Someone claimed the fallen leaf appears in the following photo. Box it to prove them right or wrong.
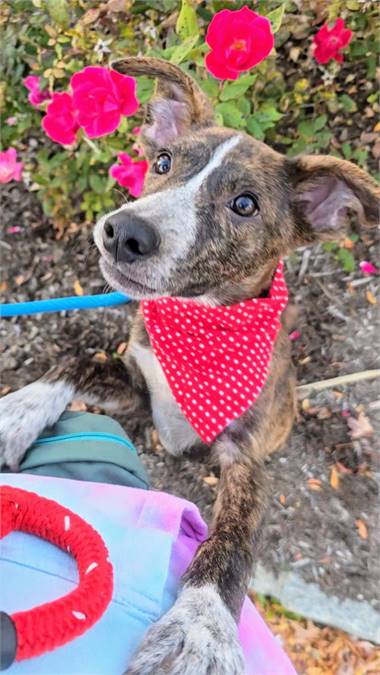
[279,494,286,505]
[93,351,108,363]
[301,398,310,411]
[347,412,373,439]
[74,279,84,296]
[366,290,377,305]
[330,466,340,490]
[0,281,8,293]
[289,46,301,62]
[69,399,87,412]
[307,478,322,491]
[80,7,101,24]
[299,356,311,365]
[0,385,11,396]
[355,519,368,540]
[203,475,219,487]
[342,237,354,250]
[15,275,25,286]
[336,461,353,475]
[317,406,331,420]
[116,342,128,355]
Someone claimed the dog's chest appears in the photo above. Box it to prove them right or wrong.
[130,343,199,455]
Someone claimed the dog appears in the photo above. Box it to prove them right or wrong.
[0,57,379,674]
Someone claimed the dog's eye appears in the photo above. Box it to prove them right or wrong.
[154,152,172,175]
[229,193,259,217]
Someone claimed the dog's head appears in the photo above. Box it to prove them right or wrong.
[94,56,379,304]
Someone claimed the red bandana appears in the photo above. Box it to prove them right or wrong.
[142,261,288,445]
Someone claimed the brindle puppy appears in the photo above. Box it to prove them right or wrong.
[0,57,378,674]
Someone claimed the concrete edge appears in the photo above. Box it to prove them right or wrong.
[250,563,380,645]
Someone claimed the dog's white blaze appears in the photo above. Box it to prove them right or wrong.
[95,135,241,280]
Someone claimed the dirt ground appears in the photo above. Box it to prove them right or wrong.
[1,180,379,622]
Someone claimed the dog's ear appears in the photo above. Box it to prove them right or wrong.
[287,155,379,242]
[112,56,214,147]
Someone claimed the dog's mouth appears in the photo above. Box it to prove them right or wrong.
[100,258,162,300]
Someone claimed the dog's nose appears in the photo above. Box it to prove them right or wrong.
[102,213,160,263]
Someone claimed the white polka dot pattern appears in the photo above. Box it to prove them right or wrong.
[142,261,288,445]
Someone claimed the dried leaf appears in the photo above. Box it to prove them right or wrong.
[366,290,377,305]
[0,281,8,293]
[342,237,354,250]
[355,519,368,540]
[302,398,310,411]
[336,461,353,475]
[15,275,25,286]
[279,494,286,505]
[347,412,373,439]
[80,8,101,25]
[69,399,87,412]
[73,279,84,296]
[330,466,340,490]
[0,386,12,396]
[307,478,322,491]
[203,475,218,487]
[94,351,108,363]
[116,341,128,355]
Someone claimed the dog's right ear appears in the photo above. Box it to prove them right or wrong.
[112,56,214,147]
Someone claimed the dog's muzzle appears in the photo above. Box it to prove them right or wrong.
[102,213,160,264]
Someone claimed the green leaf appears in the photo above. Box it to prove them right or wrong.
[170,35,199,64]
[198,76,219,98]
[323,241,338,253]
[340,94,357,113]
[314,114,328,131]
[342,141,353,160]
[336,248,356,273]
[137,76,155,104]
[89,174,107,195]
[266,4,286,34]
[219,74,257,101]
[46,0,69,26]
[298,120,315,139]
[215,102,247,129]
[247,117,265,140]
[176,0,199,40]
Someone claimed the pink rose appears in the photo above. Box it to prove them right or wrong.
[42,92,80,146]
[23,75,51,107]
[70,67,139,138]
[205,6,274,80]
[109,153,148,198]
[0,148,23,184]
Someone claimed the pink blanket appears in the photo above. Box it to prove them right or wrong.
[0,473,296,674]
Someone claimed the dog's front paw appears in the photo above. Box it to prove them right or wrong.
[0,381,73,469]
[125,585,245,675]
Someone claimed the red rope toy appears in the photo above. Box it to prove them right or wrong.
[0,486,113,670]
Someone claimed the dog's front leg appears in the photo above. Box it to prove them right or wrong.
[0,354,147,469]
[126,431,267,675]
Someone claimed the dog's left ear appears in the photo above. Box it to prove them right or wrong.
[112,56,214,147]
[288,155,379,241]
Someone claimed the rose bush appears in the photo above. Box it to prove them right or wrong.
[0,0,378,236]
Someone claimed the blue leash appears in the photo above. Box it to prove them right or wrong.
[0,292,131,317]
